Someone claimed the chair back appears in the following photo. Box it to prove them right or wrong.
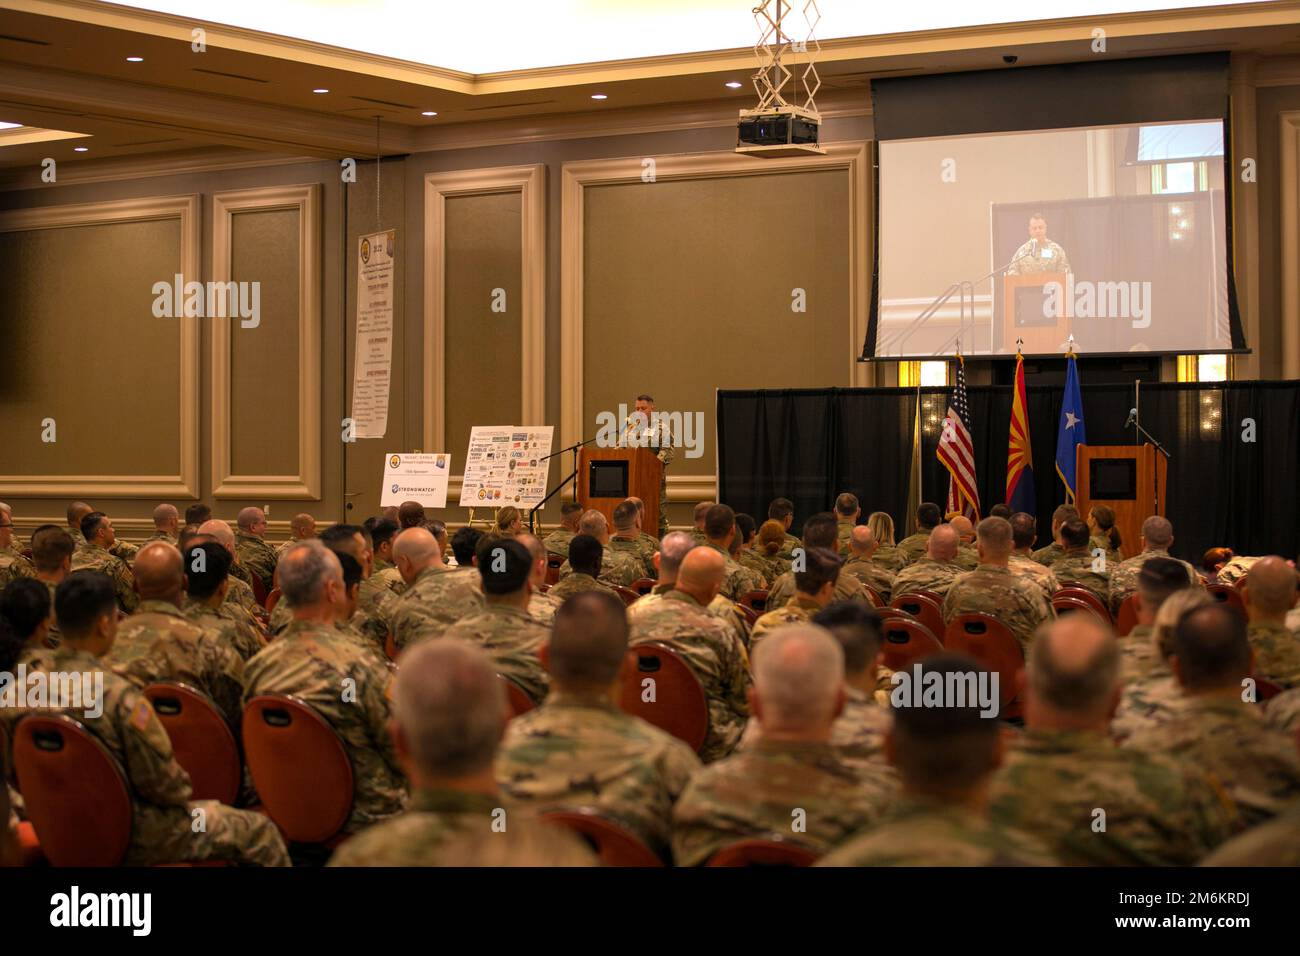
[144,682,241,805]
[707,839,818,867]
[861,585,885,608]
[502,676,536,718]
[1115,593,1140,636]
[613,585,641,607]
[242,695,354,844]
[1207,584,1247,617]
[546,553,565,586]
[1051,594,1109,625]
[631,577,656,595]
[265,587,283,611]
[943,613,1023,710]
[539,810,664,866]
[619,643,709,753]
[13,715,133,866]
[735,603,759,627]
[1053,586,1112,624]
[739,589,769,612]
[879,617,944,672]
[890,592,944,639]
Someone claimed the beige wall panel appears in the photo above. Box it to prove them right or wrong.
[0,218,182,476]
[229,207,301,476]
[443,192,523,478]
[582,169,851,478]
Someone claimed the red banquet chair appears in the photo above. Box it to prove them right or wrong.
[944,613,1024,715]
[1115,593,1140,636]
[707,838,819,867]
[1052,586,1112,624]
[144,682,242,805]
[1207,584,1247,617]
[502,676,536,719]
[619,643,709,753]
[1051,594,1110,625]
[242,695,354,846]
[540,810,663,867]
[891,592,945,640]
[879,617,944,673]
[739,589,769,612]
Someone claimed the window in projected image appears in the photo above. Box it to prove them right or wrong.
[875,119,1232,359]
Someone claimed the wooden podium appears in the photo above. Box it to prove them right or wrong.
[1004,272,1070,354]
[1075,444,1166,561]
[578,447,663,540]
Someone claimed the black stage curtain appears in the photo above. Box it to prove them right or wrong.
[717,381,1299,564]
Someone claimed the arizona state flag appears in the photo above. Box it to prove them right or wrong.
[1005,351,1036,514]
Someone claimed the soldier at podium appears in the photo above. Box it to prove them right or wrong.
[624,393,674,538]
[1007,212,1072,276]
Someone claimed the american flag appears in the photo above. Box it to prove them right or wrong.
[938,355,980,520]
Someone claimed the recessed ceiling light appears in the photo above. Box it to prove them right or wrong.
[725,81,742,89]
[421,110,437,117]
[591,93,607,100]
[312,88,329,94]
[73,146,88,152]
[126,56,144,63]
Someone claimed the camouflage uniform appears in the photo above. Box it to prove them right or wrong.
[1124,695,1300,827]
[227,558,253,588]
[1247,621,1300,688]
[1050,550,1111,605]
[892,557,964,599]
[0,550,33,586]
[841,556,894,602]
[818,795,1057,867]
[106,599,246,729]
[39,578,62,647]
[108,539,139,565]
[766,569,870,612]
[70,544,137,613]
[707,594,751,651]
[1110,660,1181,743]
[989,727,1236,865]
[1266,687,1300,734]
[1117,625,1161,684]
[609,534,656,579]
[442,604,551,704]
[496,691,701,859]
[1030,541,1064,566]
[628,589,751,763]
[953,546,980,572]
[749,594,822,650]
[549,572,616,602]
[326,789,596,866]
[390,566,485,650]
[1108,548,1199,613]
[223,574,260,618]
[1216,556,1260,587]
[1201,800,1300,866]
[1007,236,1072,275]
[830,685,893,775]
[688,528,709,545]
[527,589,561,627]
[739,548,783,588]
[942,564,1054,654]
[9,645,288,865]
[183,601,265,662]
[275,536,309,560]
[671,738,897,866]
[1087,534,1122,570]
[558,548,642,589]
[872,545,907,574]
[700,542,763,602]
[540,529,575,559]
[1007,553,1060,601]
[896,530,931,566]
[234,532,278,595]
[776,531,801,562]
[836,519,856,556]
[243,618,406,832]
[143,531,178,547]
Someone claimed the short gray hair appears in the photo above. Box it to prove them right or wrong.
[658,531,696,578]
[1141,515,1174,547]
[395,639,505,776]
[1027,616,1118,716]
[278,540,341,606]
[752,624,844,729]
[578,510,608,536]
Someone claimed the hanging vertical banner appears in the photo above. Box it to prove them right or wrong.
[350,229,395,438]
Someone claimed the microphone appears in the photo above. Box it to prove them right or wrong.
[1125,408,1137,428]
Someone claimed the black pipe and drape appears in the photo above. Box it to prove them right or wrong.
[717,382,1300,564]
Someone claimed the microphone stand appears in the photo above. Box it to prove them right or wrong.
[529,434,603,534]
[1130,383,1171,518]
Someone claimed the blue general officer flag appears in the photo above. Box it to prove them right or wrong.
[1055,354,1086,502]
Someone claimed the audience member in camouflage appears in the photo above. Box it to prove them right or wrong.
[389,528,485,650]
[812,602,895,774]
[70,512,137,612]
[893,526,965,599]
[1049,518,1111,604]
[990,615,1236,864]
[673,626,895,865]
[1266,686,1300,733]
[243,542,406,832]
[328,640,595,867]
[496,591,699,859]
[607,500,657,577]
[821,653,1054,867]
[749,547,840,651]
[233,507,278,595]
[628,548,751,763]
[1123,603,1300,827]
[1202,800,1300,866]
[541,502,582,559]
[839,525,895,602]
[550,533,620,602]
[943,518,1054,654]
[1241,556,1300,688]
[766,512,872,610]
[1107,517,1199,612]
[18,573,288,865]
[178,540,265,661]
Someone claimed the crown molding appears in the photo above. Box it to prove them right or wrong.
[0,147,323,190]
[1257,55,1300,87]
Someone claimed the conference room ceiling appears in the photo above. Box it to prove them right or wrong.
[1,0,1299,174]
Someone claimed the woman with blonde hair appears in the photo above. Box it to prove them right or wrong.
[491,506,522,538]
[867,511,905,573]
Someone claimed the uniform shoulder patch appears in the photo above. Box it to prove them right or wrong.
[130,698,155,732]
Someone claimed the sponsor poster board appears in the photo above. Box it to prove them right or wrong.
[459,426,554,509]
[380,452,450,508]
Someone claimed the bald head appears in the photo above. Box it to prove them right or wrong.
[290,513,316,538]
[1243,556,1297,618]
[197,519,235,553]
[67,501,93,536]
[927,524,960,562]
[949,515,974,544]
[656,531,696,583]
[1141,515,1174,549]
[849,524,876,557]
[676,547,725,604]
[279,540,343,609]
[236,507,266,536]
[1027,615,1119,727]
[133,541,185,603]
[751,624,845,735]
[393,527,441,584]
[152,503,178,531]
[516,533,548,588]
